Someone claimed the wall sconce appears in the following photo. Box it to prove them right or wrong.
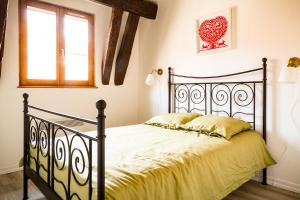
[145,68,164,86]
[278,57,300,135]
[278,57,300,83]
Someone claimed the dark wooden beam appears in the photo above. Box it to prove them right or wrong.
[102,8,123,85]
[94,0,158,85]
[0,22,6,78]
[88,0,157,19]
[114,13,140,85]
[0,0,8,78]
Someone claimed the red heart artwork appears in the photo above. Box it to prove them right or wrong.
[199,16,228,50]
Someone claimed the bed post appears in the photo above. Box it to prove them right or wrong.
[23,93,29,200]
[96,100,107,200]
[168,67,172,113]
[262,57,267,185]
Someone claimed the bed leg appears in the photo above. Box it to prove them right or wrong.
[23,170,28,200]
[262,168,267,185]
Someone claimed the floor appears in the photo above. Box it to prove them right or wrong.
[0,171,299,200]
[0,171,43,200]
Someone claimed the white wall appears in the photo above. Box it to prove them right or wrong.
[138,0,300,193]
[0,0,140,174]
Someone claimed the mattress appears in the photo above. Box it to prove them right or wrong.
[29,124,276,200]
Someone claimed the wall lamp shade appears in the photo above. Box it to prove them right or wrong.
[278,57,300,83]
[145,74,155,86]
[278,67,297,83]
[145,68,163,86]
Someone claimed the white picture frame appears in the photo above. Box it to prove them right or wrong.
[196,8,232,54]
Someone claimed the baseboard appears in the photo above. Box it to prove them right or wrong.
[253,175,300,194]
[268,177,300,194]
[0,163,22,175]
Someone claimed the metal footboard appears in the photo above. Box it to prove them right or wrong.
[23,93,106,200]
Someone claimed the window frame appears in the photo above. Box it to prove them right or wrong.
[19,0,95,88]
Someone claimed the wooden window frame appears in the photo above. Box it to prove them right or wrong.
[19,0,95,88]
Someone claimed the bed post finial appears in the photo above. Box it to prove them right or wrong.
[96,99,106,200]
[23,93,29,106]
[96,100,107,111]
[23,92,29,99]
[262,57,267,66]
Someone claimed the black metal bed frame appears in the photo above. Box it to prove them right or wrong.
[168,57,268,185]
[23,95,106,200]
[23,57,268,200]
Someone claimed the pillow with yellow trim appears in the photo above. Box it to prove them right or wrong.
[181,115,252,139]
[144,113,201,129]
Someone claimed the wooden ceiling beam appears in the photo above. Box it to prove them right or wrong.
[96,0,158,85]
[88,0,158,19]
[0,0,8,78]
[114,13,140,85]
[102,8,123,85]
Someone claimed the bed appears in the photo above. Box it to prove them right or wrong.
[22,58,274,200]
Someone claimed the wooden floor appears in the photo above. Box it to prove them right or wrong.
[0,171,299,200]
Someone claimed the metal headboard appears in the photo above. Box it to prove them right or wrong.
[168,58,268,184]
[168,57,267,136]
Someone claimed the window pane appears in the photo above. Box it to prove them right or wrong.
[64,15,89,81]
[27,7,56,80]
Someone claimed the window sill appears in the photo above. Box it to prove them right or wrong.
[18,85,98,89]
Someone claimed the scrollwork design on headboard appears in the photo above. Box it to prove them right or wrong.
[175,84,206,113]
[190,84,206,104]
[173,82,256,122]
[173,82,257,123]
[232,83,254,107]
[175,85,189,104]
[211,84,231,116]
[168,58,267,131]
[210,83,255,119]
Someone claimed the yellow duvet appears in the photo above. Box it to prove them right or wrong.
[30,124,275,200]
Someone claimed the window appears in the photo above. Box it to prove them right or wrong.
[19,0,95,87]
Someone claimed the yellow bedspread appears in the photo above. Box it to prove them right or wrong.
[30,124,275,200]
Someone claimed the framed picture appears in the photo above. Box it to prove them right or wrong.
[196,8,232,53]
